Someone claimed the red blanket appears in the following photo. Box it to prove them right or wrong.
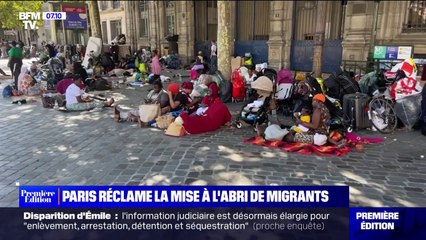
[244,132,384,156]
[181,100,232,134]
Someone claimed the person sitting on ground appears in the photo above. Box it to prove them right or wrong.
[194,82,220,116]
[87,58,95,71]
[181,82,197,114]
[28,63,42,81]
[196,51,205,64]
[114,80,169,123]
[73,61,88,85]
[177,83,231,135]
[93,62,105,76]
[117,57,128,69]
[17,65,33,95]
[164,82,188,118]
[290,105,312,133]
[56,72,84,95]
[283,93,330,146]
[65,74,114,111]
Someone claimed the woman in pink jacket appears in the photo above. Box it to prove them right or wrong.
[151,49,161,80]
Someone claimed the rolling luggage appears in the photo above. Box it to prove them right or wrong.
[343,93,371,131]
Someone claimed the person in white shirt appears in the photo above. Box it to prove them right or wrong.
[210,40,217,73]
[65,74,114,111]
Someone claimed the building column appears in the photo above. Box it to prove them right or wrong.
[217,0,232,80]
[176,1,194,65]
[148,2,159,50]
[158,2,167,55]
[48,3,58,44]
[267,1,293,70]
[312,1,327,77]
[124,1,137,52]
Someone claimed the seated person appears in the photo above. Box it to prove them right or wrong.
[283,94,329,146]
[114,80,169,123]
[178,84,231,134]
[117,57,128,69]
[245,66,258,100]
[87,58,95,70]
[93,62,105,76]
[194,82,219,116]
[73,61,88,84]
[56,72,84,94]
[164,82,188,118]
[181,82,197,114]
[290,105,312,133]
[28,63,42,82]
[65,74,114,111]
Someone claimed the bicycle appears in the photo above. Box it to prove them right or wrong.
[367,69,405,134]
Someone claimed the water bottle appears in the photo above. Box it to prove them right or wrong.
[53,100,59,110]
[178,74,182,82]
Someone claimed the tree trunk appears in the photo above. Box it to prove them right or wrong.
[217,0,232,80]
[87,1,102,39]
[312,1,327,78]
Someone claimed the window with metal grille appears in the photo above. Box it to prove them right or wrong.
[112,0,120,9]
[139,1,149,38]
[100,1,108,11]
[194,0,217,41]
[102,21,108,42]
[166,15,175,35]
[351,3,366,15]
[110,20,121,41]
[139,1,148,12]
[139,18,149,38]
[236,1,270,41]
[403,1,426,32]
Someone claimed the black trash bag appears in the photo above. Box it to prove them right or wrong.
[420,85,426,135]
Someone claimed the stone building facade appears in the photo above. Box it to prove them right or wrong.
[122,1,426,72]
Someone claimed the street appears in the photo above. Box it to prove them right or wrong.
[0,58,425,208]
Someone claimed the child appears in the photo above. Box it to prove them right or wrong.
[290,106,312,133]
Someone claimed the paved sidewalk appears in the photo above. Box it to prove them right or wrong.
[0,60,425,207]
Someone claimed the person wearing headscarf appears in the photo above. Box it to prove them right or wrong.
[178,83,231,134]
[114,80,169,123]
[166,82,187,117]
[45,44,55,58]
[17,65,33,95]
[283,93,330,146]
[201,82,219,107]
[181,81,200,114]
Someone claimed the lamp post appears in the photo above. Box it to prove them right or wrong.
[366,0,380,73]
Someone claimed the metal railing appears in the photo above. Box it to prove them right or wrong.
[342,60,368,76]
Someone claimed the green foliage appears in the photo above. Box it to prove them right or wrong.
[0,1,44,29]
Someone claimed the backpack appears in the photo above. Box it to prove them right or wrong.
[2,85,13,98]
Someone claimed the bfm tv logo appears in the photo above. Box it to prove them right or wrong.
[19,12,66,30]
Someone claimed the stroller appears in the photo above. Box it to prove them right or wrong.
[303,72,352,133]
[275,69,294,115]
[233,76,274,129]
[45,57,64,89]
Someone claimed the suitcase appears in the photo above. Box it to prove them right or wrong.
[343,93,371,130]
